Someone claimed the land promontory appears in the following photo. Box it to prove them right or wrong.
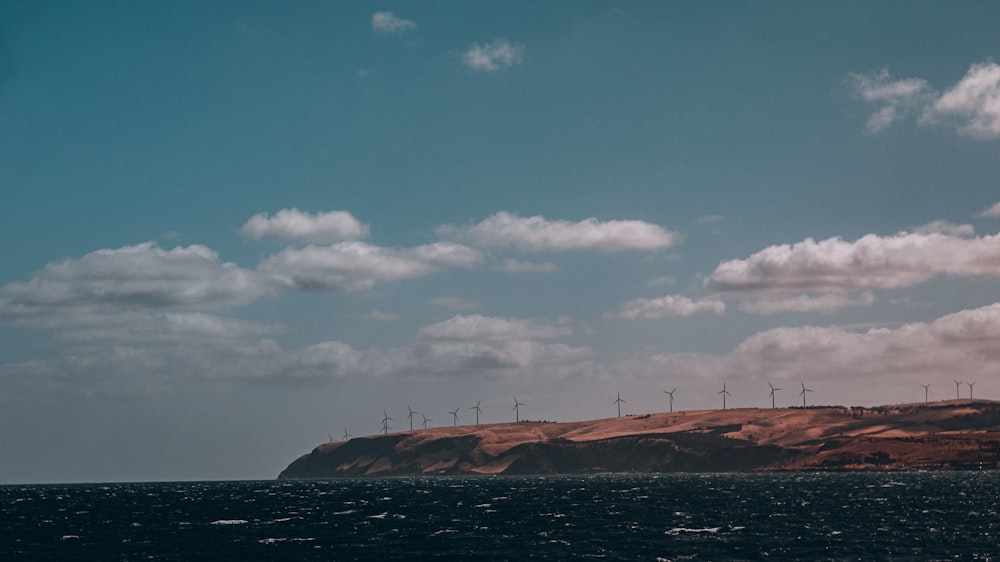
[278,400,1000,479]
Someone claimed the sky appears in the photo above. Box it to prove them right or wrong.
[2,1,1000,483]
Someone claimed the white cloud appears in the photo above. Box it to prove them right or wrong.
[851,61,1000,138]
[495,258,558,273]
[419,314,573,341]
[257,241,481,292]
[706,230,1000,293]
[922,61,1000,139]
[0,242,264,320]
[850,68,932,133]
[739,291,875,315]
[724,303,1000,382]
[976,202,1000,218]
[462,39,524,72]
[372,12,415,34]
[438,212,680,252]
[698,214,724,225]
[239,209,369,244]
[617,295,726,320]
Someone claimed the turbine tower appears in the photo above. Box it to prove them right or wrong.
[799,382,813,407]
[381,410,393,435]
[663,388,676,413]
[921,384,931,404]
[718,382,731,410]
[768,382,781,409]
[968,381,975,400]
[421,413,432,429]
[614,391,625,418]
[342,428,353,441]
[954,379,963,400]
[406,405,417,431]
[469,400,483,425]
[513,396,526,422]
[449,407,460,426]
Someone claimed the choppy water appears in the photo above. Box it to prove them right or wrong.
[2,472,999,560]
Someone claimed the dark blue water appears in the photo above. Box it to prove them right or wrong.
[2,472,998,560]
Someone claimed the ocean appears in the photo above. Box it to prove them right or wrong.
[2,472,998,560]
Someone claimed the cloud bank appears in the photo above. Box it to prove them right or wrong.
[707,230,1000,293]
[0,242,264,320]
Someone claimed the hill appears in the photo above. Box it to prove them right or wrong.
[278,400,1000,478]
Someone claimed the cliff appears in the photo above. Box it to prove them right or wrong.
[278,400,1000,479]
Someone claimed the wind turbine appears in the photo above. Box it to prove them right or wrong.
[328,432,334,443]
[421,413,432,429]
[406,405,417,431]
[663,388,677,413]
[921,384,931,404]
[381,410,393,435]
[718,382,731,410]
[954,379,963,400]
[768,382,781,409]
[469,400,483,425]
[342,428,353,441]
[799,382,813,407]
[448,407,460,426]
[614,391,625,418]
[968,381,975,400]
[513,396,526,422]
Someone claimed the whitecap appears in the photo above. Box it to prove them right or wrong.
[367,512,388,520]
[61,535,80,540]
[210,519,248,525]
[665,526,721,535]
[333,509,357,515]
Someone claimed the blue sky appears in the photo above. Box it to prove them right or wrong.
[2,1,1000,483]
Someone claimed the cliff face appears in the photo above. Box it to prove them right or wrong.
[278,401,1000,479]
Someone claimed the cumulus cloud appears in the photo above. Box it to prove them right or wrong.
[438,212,680,252]
[852,61,1000,138]
[739,291,875,315]
[0,242,264,320]
[706,230,1000,294]
[372,12,415,34]
[495,258,558,273]
[239,209,369,244]
[419,314,573,341]
[850,68,932,133]
[257,241,481,292]
[723,303,1000,382]
[921,61,1000,139]
[462,39,524,72]
[976,202,1000,218]
[617,295,726,320]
